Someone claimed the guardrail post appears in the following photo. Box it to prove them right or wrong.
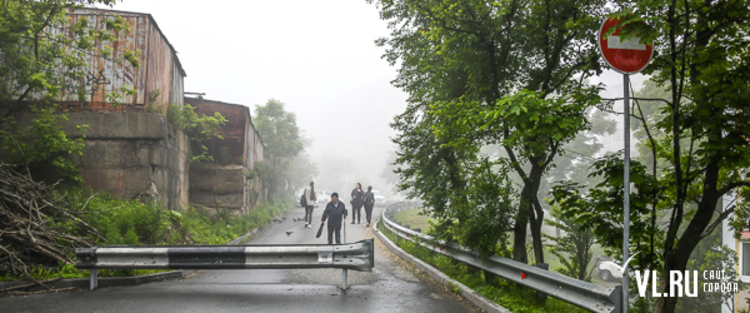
[90,268,98,290]
[535,263,548,303]
[484,270,497,285]
[342,269,348,290]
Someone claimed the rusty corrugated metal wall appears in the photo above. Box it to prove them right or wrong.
[54,8,184,112]
[185,98,251,166]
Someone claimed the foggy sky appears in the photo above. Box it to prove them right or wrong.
[101,0,649,197]
[102,0,405,195]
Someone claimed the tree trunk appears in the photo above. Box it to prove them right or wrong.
[529,211,545,264]
[656,146,722,313]
[513,206,529,263]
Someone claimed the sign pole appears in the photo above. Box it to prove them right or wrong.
[598,17,653,312]
[622,73,630,313]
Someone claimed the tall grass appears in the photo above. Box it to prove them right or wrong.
[0,189,293,282]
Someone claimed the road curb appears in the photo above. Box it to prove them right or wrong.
[373,219,511,313]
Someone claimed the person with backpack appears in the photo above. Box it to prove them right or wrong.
[302,181,317,228]
[350,183,364,224]
[320,192,348,244]
[362,186,375,227]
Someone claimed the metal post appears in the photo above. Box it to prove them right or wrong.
[342,217,348,290]
[535,263,549,303]
[90,268,98,290]
[623,73,630,313]
[342,268,348,290]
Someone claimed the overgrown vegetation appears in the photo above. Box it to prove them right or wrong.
[543,205,596,282]
[378,221,588,313]
[0,188,293,282]
[0,106,87,183]
[167,103,227,163]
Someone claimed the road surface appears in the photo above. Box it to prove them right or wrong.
[1,203,475,312]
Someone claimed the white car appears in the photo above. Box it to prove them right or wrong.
[371,190,387,206]
[597,258,623,282]
[316,190,332,206]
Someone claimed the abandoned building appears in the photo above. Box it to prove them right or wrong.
[4,7,266,214]
[186,97,266,215]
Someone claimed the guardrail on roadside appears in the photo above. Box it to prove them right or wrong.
[380,202,621,313]
[75,239,374,290]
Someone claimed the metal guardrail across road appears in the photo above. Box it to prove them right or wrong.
[75,239,374,290]
[380,202,622,313]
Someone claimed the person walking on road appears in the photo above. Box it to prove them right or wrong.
[363,186,375,227]
[303,181,317,228]
[321,192,348,244]
[350,183,364,224]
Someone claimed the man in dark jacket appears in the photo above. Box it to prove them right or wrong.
[321,192,348,245]
[362,186,375,227]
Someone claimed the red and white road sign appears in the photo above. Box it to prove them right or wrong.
[598,18,653,74]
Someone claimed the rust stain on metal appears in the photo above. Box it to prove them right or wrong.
[52,8,185,112]
[185,98,256,167]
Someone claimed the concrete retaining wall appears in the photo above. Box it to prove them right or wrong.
[66,112,190,210]
[189,163,248,214]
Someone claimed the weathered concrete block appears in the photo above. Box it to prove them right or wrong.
[63,113,168,140]
[71,140,152,169]
[189,191,244,210]
[189,164,245,194]
[80,168,152,200]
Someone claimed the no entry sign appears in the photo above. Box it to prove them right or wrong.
[598,18,653,74]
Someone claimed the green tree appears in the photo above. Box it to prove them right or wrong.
[253,99,304,199]
[380,150,401,195]
[553,155,665,279]
[589,3,750,313]
[0,0,138,115]
[544,204,596,282]
[287,151,318,192]
[374,0,606,264]
[0,0,138,182]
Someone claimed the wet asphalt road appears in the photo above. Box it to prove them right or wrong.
[0,204,475,312]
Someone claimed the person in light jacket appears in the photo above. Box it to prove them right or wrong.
[303,181,317,228]
[321,192,348,245]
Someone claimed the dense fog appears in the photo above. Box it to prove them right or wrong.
[103,0,649,201]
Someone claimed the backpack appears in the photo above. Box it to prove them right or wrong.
[300,190,307,207]
[364,192,375,205]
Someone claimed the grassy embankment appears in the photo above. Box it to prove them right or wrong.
[386,208,590,313]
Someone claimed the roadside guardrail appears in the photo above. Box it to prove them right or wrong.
[380,202,621,313]
[75,239,374,290]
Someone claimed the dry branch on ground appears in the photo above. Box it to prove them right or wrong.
[0,163,102,283]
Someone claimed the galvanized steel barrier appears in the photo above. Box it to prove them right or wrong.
[380,202,621,313]
[75,239,374,290]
